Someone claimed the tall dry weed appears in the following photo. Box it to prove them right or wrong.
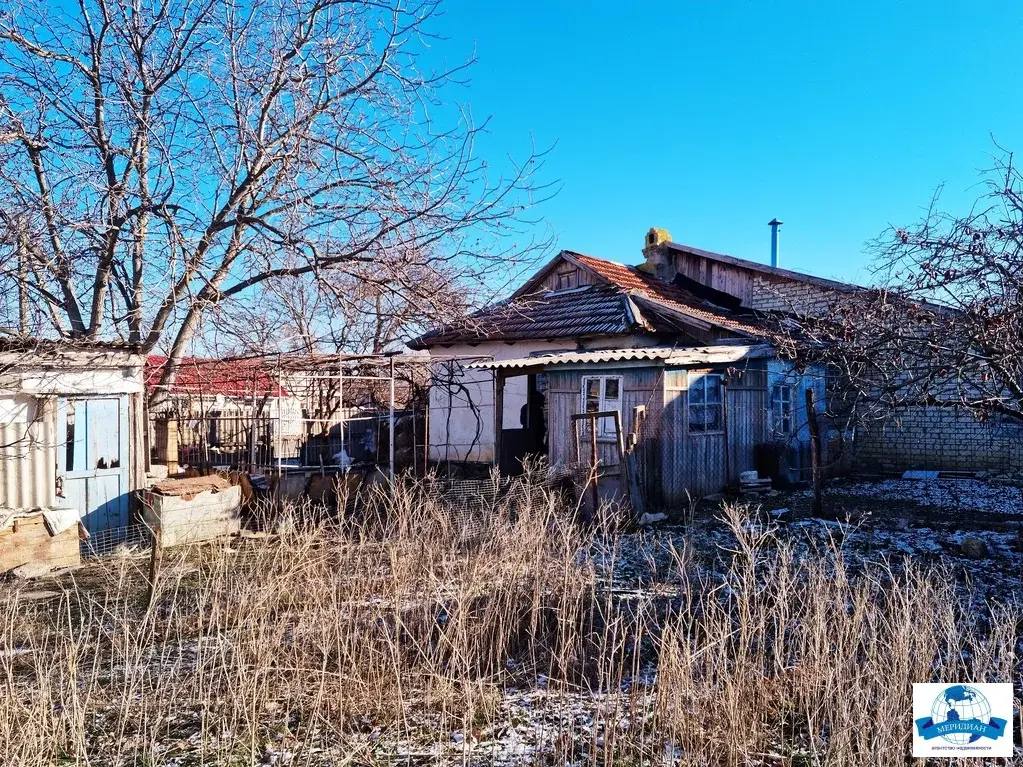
[0,475,1016,765]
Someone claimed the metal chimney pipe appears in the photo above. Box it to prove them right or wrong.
[768,218,783,267]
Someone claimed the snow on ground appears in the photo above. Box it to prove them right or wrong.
[359,477,1023,766]
[815,477,1023,516]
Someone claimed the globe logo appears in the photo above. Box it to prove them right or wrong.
[915,685,1009,746]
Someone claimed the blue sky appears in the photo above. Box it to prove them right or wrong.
[436,1,1023,285]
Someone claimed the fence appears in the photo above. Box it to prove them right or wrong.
[159,408,427,474]
[82,522,152,558]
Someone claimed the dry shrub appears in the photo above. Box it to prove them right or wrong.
[0,479,1016,766]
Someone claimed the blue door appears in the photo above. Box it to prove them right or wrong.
[57,396,131,535]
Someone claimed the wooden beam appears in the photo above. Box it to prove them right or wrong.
[494,372,504,469]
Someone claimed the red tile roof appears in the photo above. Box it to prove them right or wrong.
[145,356,288,398]
[566,252,766,335]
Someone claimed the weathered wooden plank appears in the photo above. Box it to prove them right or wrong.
[0,515,81,574]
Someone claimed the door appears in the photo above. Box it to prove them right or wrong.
[499,374,548,476]
[57,396,131,535]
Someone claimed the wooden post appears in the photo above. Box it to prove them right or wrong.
[423,392,430,474]
[146,525,163,610]
[589,415,599,511]
[494,372,504,470]
[388,355,395,481]
[626,406,647,517]
[613,410,626,460]
[722,377,731,483]
[805,387,823,516]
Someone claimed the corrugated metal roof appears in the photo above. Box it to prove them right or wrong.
[467,344,773,370]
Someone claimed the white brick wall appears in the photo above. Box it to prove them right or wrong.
[748,274,839,315]
[853,406,1023,473]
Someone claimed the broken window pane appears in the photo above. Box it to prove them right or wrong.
[89,399,121,470]
[65,401,78,472]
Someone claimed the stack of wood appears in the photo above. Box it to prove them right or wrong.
[738,470,773,499]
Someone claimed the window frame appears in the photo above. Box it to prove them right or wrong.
[580,375,623,439]
[555,270,577,291]
[770,382,794,436]
[687,372,724,434]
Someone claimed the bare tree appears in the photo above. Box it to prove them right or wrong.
[0,0,550,404]
[771,153,1023,429]
[201,256,472,357]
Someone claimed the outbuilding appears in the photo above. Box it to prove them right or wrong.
[0,340,145,570]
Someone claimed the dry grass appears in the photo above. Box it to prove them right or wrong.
[0,475,1018,766]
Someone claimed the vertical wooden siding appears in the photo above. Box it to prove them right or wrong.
[547,367,663,478]
[664,368,733,502]
[661,370,687,504]
[727,385,767,482]
[669,252,756,306]
[662,365,768,504]
[550,362,769,506]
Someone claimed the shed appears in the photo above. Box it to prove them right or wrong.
[0,341,146,549]
[470,344,826,506]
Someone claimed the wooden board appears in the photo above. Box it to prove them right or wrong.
[0,514,82,574]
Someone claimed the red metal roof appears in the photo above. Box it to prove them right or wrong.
[145,356,288,398]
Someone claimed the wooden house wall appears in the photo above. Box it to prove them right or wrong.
[547,367,664,485]
[548,360,769,507]
[668,252,756,306]
[661,364,768,504]
[727,368,768,481]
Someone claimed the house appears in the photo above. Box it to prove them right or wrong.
[411,229,831,498]
[635,228,1023,475]
[417,226,1021,499]
[0,341,145,571]
[145,355,304,469]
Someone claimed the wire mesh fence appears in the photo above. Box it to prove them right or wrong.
[81,522,152,558]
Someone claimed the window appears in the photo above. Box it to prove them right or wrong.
[771,383,793,436]
[555,271,576,291]
[688,373,723,433]
[581,375,622,438]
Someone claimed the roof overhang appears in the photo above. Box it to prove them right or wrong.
[467,344,773,372]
